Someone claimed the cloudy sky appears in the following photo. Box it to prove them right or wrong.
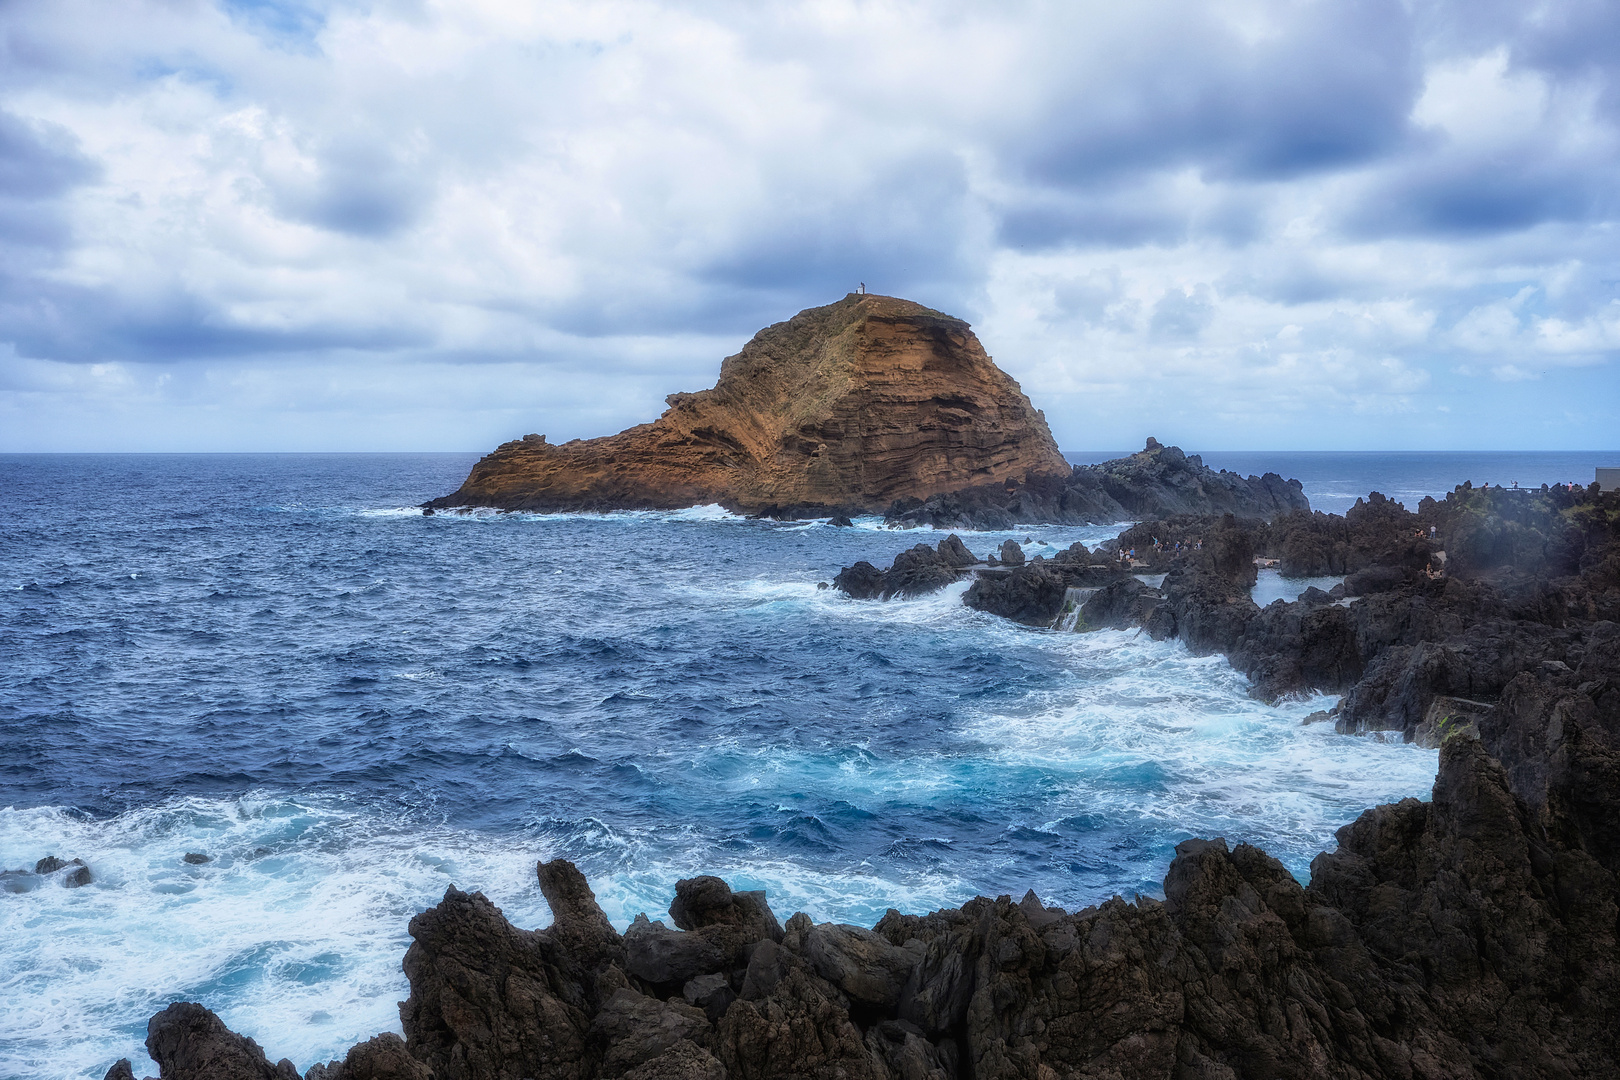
[1,0,1617,452]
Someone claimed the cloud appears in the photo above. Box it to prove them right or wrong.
[0,0,1614,451]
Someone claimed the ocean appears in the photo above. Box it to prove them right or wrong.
[2,449,1613,1079]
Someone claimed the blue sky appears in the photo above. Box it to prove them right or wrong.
[1,0,1617,452]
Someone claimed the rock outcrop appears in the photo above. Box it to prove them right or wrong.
[885,438,1308,529]
[832,534,981,600]
[121,648,1620,1079]
[425,295,1069,516]
[2,853,94,891]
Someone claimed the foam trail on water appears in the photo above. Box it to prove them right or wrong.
[0,798,555,1079]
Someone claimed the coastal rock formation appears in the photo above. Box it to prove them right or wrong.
[885,438,1308,529]
[122,649,1620,1079]
[1127,484,1620,728]
[865,479,1619,734]
[425,295,1069,516]
[832,534,981,600]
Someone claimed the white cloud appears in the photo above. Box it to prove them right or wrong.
[0,0,1616,451]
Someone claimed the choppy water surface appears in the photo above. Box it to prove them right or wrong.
[0,453,1455,1078]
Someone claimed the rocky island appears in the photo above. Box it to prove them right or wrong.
[424,296,1306,525]
[426,294,1070,517]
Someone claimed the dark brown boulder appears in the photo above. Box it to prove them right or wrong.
[144,1002,298,1080]
[713,959,882,1080]
[833,538,976,601]
[305,1034,433,1080]
[962,561,1070,626]
[588,989,711,1078]
[400,886,594,1080]
[623,916,727,987]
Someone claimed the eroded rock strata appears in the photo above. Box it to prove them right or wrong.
[425,294,1070,516]
[116,652,1620,1080]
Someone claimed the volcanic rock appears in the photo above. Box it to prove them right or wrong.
[803,922,920,1010]
[34,854,93,886]
[144,1002,299,1080]
[886,438,1309,529]
[962,561,1072,626]
[833,535,979,600]
[304,1034,433,1080]
[426,294,1069,516]
[624,916,727,986]
[589,988,711,1078]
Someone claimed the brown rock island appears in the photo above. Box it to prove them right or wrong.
[424,293,1070,516]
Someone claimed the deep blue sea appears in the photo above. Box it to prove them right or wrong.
[2,450,1613,1078]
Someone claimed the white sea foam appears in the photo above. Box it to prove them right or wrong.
[0,797,556,1079]
[959,631,1437,876]
[0,793,978,1078]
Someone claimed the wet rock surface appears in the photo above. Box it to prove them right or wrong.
[8,854,94,889]
[864,478,1620,742]
[832,535,981,600]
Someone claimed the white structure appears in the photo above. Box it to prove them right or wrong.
[1598,467,1620,492]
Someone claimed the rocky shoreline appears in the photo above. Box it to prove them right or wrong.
[424,294,1070,518]
[105,464,1620,1079]
[108,701,1620,1080]
[844,458,1618,744]
[881,437,1306,531]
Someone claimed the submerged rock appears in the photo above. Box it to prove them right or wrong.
[32,855,93,887]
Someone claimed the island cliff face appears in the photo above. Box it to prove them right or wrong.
[426,294,1070,515]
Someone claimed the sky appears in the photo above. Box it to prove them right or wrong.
[0,0,1617,453]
